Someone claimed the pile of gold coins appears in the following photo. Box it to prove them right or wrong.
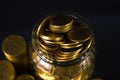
[0,60,15,80]
[2,35,30,73]
[35,14,93,62]
[0,35,35,80]
[0,12,104,80]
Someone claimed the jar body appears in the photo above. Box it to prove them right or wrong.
[30,48,94,80]
[30,32,95,80]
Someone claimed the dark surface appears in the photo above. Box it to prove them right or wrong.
[0,0,120,80]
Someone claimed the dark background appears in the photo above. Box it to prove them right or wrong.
[0,0,120,80]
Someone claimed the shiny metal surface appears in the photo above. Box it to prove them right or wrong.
[16,74,35,80]
[0,60,16,80]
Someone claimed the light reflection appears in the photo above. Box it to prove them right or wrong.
[38,58,51,71]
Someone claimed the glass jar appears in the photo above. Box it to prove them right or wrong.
[29,12,95,80]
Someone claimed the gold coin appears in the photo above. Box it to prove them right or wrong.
[5,52,28,63]
[40,31,64,43]
[60,47,83,55]
[68,22,92,42]
[55,51,78,59]
[0,60,16,80]
[49,15,73,33]
[79,38,93,57]
[2,35,27,62]
[16,74,35,80]
[38,37,59,51]
[14,55,29,65]
[39,45,54,60]
[60,41,83,49]
[55,55,77,62]
[55,47,83,62]
[37,16,51,36]
[43,39,65,45]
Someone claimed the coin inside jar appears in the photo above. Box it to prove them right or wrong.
[49,15,73,33]
[79,38,93,57]
[0,60,16,80]
[37,16,51,36]
[15,74,35,80]
[40,30,64,43]
[38,37,59,51]
[68,23,92,42]
[55,47,83,62]
[60,41,83,49]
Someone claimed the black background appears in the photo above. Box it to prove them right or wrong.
[0,0,120,80]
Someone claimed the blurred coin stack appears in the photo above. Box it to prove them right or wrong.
[15,74,35,80]
[2,35,30,74]
[33,14,94,62]
[0,60,16,80]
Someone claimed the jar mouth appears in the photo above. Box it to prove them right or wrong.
[31,12,94,66]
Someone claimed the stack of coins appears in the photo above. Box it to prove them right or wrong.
[15,74,35,80]
[0,60,16,80]
[36,14,94,62]
[2,35,30,74]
